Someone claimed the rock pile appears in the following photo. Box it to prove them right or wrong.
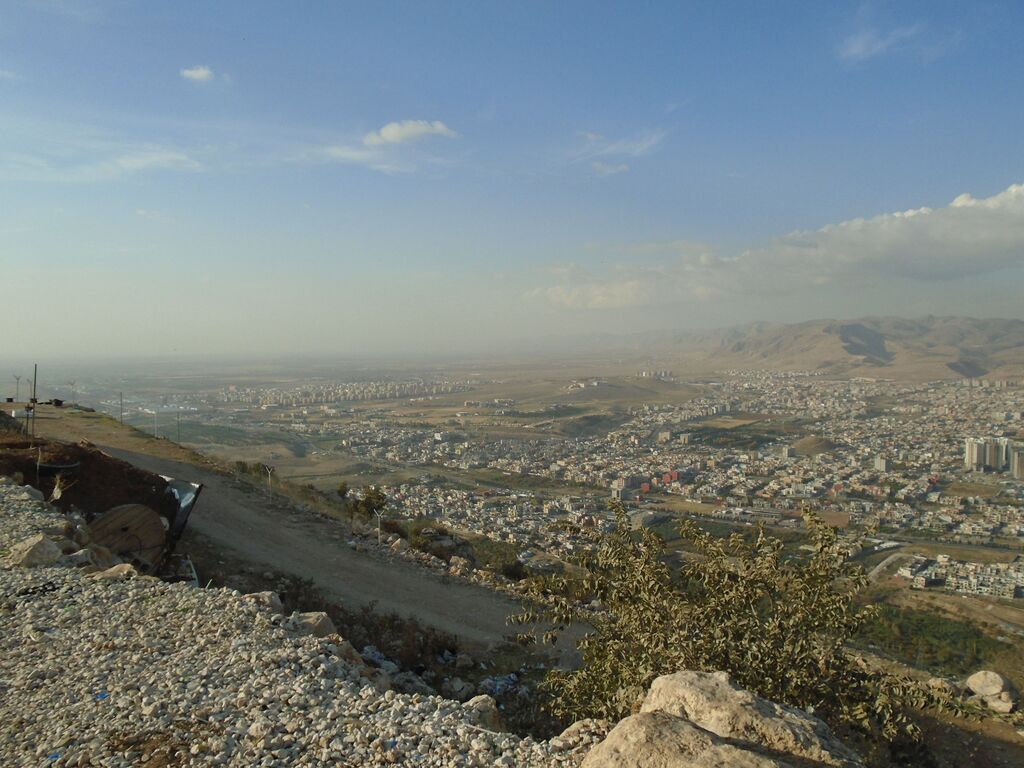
[0,478,606,767]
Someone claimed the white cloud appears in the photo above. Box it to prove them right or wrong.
[180,65,214,82]
[324,145,376,164]
[0,69,20,81]
[529,280,650,310]
[135,208,170,221]
[837,24,921,63]
[592,161,629,177]
[530,184,1024,310]
[571,130,666,177]
[1,143,202,183]
[362,120,457,146]
[320,119,458,174]
[575,129,665,161]
[322,143,408,174]
[742,183,1024,284]
[114,150,200,173]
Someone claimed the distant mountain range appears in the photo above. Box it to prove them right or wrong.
[585,317,1024,379]
[672,316,1024,378]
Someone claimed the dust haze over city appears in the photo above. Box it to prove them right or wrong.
[4,3,1024,767]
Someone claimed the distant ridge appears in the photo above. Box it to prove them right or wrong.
[669,316,1024,379]
[569,316,1024,379]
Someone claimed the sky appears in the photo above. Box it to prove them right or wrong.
[2,0,1024,359]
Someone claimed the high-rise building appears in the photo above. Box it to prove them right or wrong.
[986,437,1011,470]
[1012,447,1024,481]
[967,436,1018,472]
[964,438,987,470]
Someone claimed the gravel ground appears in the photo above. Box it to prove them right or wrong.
[0,478,602,767]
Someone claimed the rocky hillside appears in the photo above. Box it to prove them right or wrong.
[0,475,878,767]
[0,478,606,767]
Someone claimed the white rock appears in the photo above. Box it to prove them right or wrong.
[88,563,138,580]
[640,671,862,768]
[464,695,502,731]
[244,591,285,614]
[966,670,1017,699]
[582,711,788,768]
[9,533,63,567]
[290,611,337,638]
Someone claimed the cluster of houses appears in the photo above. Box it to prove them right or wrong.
[899,553,1024,599]
[212,378,475,406]
[107,369,1024,598]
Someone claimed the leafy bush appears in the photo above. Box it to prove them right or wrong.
[380,519,407,538]
[512,505,960,744]
[500,559,529,581]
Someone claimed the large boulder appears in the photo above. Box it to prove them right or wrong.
[582,711,791,768]
[289,611,337,638]
[965,670,1015,698]
[464,694,503,731]
[9,533,63,567]
[582,672,863,768]
[965,670,1019,714]
[640,672,862,768]
[984,692,1017,714]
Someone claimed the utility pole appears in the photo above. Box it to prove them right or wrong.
[153,411,158,437]
[264,465,274,502]
[119,392,124,424]
[13,375,20,402]
[30,364,37,441]
[68,380,76,404]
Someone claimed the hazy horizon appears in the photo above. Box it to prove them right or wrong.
[4,1,1024,358]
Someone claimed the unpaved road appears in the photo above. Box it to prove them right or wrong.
[87,444,525,646]
[28,409,548,647]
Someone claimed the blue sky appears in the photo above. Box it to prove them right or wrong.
[2,1,1024,357]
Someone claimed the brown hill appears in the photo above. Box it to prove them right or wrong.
[662,316,1024,379]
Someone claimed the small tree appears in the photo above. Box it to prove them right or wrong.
[357,486,388,543]
[358,486,387,518]
[511,504,960,744]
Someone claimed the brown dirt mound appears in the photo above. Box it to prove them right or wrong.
[0,428,176,521]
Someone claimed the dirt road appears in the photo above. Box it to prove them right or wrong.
[84,442,525,646]
[27,408,542,646]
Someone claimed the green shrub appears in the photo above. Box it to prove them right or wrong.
[856,604,1010,677]
[500,559,529,581]
[512,504,961,744]
[381,519,407,538]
